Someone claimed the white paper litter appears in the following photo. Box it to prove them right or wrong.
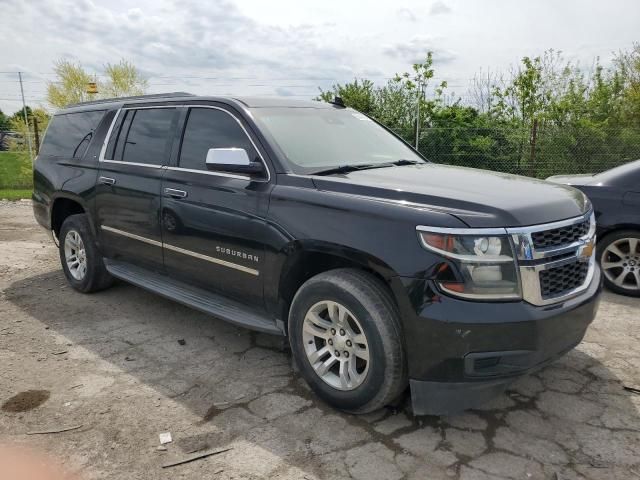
[159,432,172,444]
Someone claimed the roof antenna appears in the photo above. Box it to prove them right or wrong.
[331,96,345,108]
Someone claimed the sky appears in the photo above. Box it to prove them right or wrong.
[1,0,639,115]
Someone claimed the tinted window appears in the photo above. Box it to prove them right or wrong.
[105,110,130,160]
[111,108,175,165]
[179,108,257,171]
[110,110,135,161]
[40,110,105,158]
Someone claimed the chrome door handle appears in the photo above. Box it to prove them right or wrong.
[99,176,116,185]
[164,188,188,199]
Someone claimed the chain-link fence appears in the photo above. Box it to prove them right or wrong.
[3,126,640,181]
[0,131,40,154]
[419,126,640,179]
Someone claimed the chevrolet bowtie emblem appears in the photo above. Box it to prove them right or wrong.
[578,239,595,261]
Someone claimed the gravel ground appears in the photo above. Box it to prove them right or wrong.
[1,200,639,480]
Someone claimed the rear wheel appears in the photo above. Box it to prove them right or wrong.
[288,269,407,413]
[599,230,640,297]
[59,214,113,293]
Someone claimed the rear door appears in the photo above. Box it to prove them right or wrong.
[160,105,273,306]
[95,106,178,270]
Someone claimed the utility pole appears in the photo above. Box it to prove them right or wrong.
[18,72,34,162]
[415,81,424,149]
[33,117,40,154]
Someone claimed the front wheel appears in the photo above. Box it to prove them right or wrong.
[288,269,407,413]
[598,230,640,297]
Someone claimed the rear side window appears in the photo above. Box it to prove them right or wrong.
[39,110,105,158]
[107,108,176,165]
[179,108,257,171]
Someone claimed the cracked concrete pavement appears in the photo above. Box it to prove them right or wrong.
[1,200,639,479]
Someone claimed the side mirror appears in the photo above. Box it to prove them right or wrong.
[205,148,265,175]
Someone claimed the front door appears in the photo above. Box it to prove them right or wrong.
[95,107,178,270]
[160,106,273,307]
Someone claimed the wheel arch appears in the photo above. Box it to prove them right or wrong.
[597,224,640,242]
[274,240,399,330]
[50,192,91,237]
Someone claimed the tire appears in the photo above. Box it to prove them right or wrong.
[59,214,114,293]
[288,268,407,413]
[598,229,640,297]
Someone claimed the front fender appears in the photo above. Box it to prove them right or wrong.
[267,182,466,277]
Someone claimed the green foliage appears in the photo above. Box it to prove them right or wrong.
[47,58,148,108]
[47,60,95,108]
[7,108,50,152]
[319,53,448,143]
[0,151,32,189]
[0,189,32,200]
[0,109,10,131]
[317,79,377,115]
[101,60,148,98]
[317,47,640,178]
[614,43,640,128]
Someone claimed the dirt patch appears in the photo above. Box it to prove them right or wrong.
[2,390,50,412]
[201,404,224,423]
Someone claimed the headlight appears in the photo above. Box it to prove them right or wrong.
[417,228,521,300]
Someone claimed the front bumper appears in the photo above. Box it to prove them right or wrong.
[391,265,602,416]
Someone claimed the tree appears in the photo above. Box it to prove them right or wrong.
[7,107,50,152]
[318,54,447,144]
[0,109,10,131]
[317,79,377,115]
[0,109,11,150]
[47,61,94,108]
[101,60,148,98]
[315,48,640,178]
[47,59,148,108]
[615,43,640,128]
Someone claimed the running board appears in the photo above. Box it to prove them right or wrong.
[104,260,284,335]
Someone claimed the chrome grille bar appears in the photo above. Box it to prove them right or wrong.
[507,211,596,306]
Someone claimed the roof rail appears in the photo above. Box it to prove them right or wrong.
[66,92,194,108]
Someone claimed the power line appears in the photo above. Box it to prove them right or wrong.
[0,71,459,81]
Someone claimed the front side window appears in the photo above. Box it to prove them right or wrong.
[107,108,175,165]
[179,107,257,171]
[39,110,105,158]
[252,107,424,174]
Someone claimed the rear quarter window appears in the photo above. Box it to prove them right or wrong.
[39,110,106,158]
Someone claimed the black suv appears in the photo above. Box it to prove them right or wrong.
[33,93,602,415]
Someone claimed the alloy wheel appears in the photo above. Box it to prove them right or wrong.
[302,300,370,391]
[64,230,87,281]
[601,237,640,291]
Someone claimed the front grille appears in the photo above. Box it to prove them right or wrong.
[531,219,589,249]
[539,261,589,298]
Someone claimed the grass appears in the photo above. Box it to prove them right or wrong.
[0,151,33,189]
[0,188,32,200]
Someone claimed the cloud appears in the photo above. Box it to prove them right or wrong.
[384,37,457,65]
[0,0,354,83]
[274,87,295,97]
[429,1,451,15]
[396,8,417,22]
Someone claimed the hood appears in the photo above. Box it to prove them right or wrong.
[312,163,590,228]
[546,173,596,186]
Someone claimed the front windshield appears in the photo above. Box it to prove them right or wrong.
[252,106,425,173]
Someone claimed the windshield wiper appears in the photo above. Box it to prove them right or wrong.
[392,159,422,166]
[311,159,424,176]
[311,164,386,176]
